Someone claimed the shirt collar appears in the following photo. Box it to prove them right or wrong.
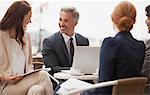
[61,32,76,44]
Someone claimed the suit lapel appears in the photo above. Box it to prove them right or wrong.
[57,32,70,62]
[2,32,13,70]
[75,33,80,46]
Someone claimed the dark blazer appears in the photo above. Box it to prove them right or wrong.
[42,32,89,74]
[82,31,145,95]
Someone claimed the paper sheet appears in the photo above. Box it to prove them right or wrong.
[57,78,92,94]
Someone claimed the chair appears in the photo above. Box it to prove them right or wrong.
[143,83,150,95]
[112,77,147,95]
[62,77,147,95]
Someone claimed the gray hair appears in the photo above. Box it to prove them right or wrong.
[60,7,79,21]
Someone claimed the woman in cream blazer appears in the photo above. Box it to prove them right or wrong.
[0,1,53,95]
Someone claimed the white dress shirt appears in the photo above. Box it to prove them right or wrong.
[61,33,76,55]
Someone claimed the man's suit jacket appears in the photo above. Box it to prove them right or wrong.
[82,31,145,95]
[142,39,150,81]
[42,32,89,74]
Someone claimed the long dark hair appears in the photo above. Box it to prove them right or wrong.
[0,1,31,47]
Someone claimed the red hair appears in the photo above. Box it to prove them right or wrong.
[111,1,136,32]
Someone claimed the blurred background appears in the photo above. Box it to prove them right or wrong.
[0,0,149,54]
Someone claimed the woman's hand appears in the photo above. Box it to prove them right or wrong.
[0,74,23,84]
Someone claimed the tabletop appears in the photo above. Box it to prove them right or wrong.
[54,72,98,81]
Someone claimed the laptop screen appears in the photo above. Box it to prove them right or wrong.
[72,46,100,74]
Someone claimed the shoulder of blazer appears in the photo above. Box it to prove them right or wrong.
[47,32,61,40]
[103,37,115,45]
[138,40,145,51]
[75,33,88,40]
[0,30,9,38]
[43,32,64,48]
[102,37,123,51]
[75,33,89,46]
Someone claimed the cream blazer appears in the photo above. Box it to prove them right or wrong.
[0,30,33,89]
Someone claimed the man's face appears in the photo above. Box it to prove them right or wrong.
[146,16,150,33]
[59,11,77,36]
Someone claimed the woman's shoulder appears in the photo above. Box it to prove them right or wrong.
[132,38,145,49]
[138,40,145,45]
[103,37,116,44]
[138,40,145,50]
[102,37,117,47]
[103,37,114,42]
[102,37,123,49]
[0,30,9,37]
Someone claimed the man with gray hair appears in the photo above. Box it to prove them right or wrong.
[42,6,89,88]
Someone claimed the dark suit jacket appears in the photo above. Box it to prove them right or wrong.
[82,31,145,95]
[42,32,89,74]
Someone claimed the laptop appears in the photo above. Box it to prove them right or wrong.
[71,46,100,74]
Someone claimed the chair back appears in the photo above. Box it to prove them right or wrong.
[60,77,147,95]
[112,77,147,95]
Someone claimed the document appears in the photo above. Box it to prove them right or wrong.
[23,68,51,77]
[6,68,51,81]
[56,78,92,94]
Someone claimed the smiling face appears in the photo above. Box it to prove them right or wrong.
[59,11,77,36]
[22,10,32,31]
